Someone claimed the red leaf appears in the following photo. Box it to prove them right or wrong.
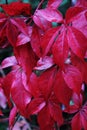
[1,56,17,69]
[76,0,87,7]
[9,106,18,129]
[31,26,42,57]
[62,65,82,94]
[81,112,87,130]
[54,71,72,106]
[72,93,83,109]
[66,7,87,38]
[11,69,31,116]
[71,103,87,130]
[30,68,56,99]
[47,0,62,9]
[16,33,30,46]
[72,112,81,130]
[38,106,54,130]
[0,16,7,31]
[16,26,32,46]
[41,27,59,56]
[29,73,40,98]
[65,93,83,114]
[0,17,9,47]
[14,44,37,78]
[49,102,63,126]
[81,103,87,128]
[52,26,69,68]
[34,8,63,23]
[21,70,30,92]
[1,2,31,16]
[67,27,87,59]
[27,98,46,115]
[66,6,85,24]
[11,18,28,35]
[71,54,87,84]
[30,68,55,101]
[6,20,18,46]
[0,12,7,18]
[38,68,56,99]
[72,13,87,38]
[34,56,54,70]
[33,14,51,31]
[2,69,18,107]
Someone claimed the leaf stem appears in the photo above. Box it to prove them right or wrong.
[36,0,44,10]
[0,117,9,122]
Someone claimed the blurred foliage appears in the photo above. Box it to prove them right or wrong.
[0,121,8,130]
[0,106,10,130]
[59,0,72,17]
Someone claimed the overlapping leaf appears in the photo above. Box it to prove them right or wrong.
[41,27,59,56]
[34,56,54,70]
[9,106,18,129]
[71,54,87,84]
[16,26,32,46]
[38,106,54,130]
[52,26,69,68]
[67,27,87,59]
[54,70,72,106]
[11,68,31,116]
[62,65,82,94]
[31,25,42,57]
[47,0,62,9]
[14,44,37,78]
[34,7,63,23]
[68,93,87,130]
